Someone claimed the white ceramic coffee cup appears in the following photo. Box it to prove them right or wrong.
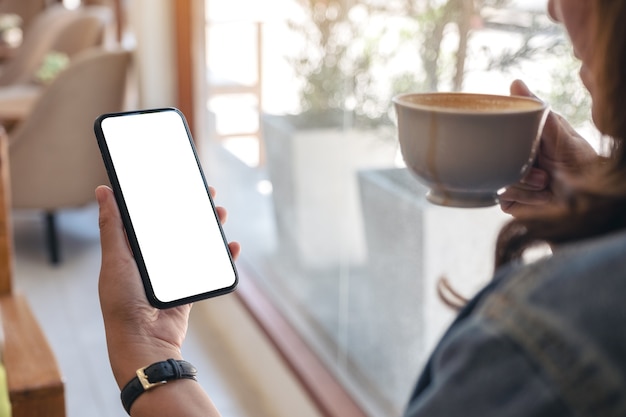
[393,92,549,208]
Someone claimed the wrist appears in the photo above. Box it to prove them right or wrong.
[113,354,183,389]
[120,359,197,414]
[106,338,183,389]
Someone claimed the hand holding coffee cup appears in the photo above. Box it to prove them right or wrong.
[393,92,549,208]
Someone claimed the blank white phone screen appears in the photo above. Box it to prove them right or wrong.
[100,110,236,303]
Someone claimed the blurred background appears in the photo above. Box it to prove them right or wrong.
[0,1,597,417]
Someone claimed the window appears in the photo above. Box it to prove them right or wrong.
[202,1,595,415]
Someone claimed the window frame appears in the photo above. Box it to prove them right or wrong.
[173,2,367,416]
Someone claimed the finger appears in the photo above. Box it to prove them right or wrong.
[509,79,563,153]
[228,241,241,261]
[538,110,584,163]
[540,109,562,143]
[499,199,557,218]
[510,79,535,98]
[554,113,583,138]
[510,81,570,145]
[499,186,552,206]
[510,79,546,103]
[500,201,533,217]
[519,167,549,190]
[499,199,514,213]
[209,187,228,223]
[96,185,133,261]
[509,81,568,157]
[215,206,228,224]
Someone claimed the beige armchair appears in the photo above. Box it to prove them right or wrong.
[0,0,48,31]
[0,4,114,132]
[0,4,112,87]
[9,47,132,263]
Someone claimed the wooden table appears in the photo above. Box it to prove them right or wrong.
[0,84,41,128]
[0,127,65,417]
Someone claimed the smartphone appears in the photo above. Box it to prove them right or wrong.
[94,108,238,309]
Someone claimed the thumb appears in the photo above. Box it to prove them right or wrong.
[510,80,572,164]
[510,79,540,100]
[96,185,132,260]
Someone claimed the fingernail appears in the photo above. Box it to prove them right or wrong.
[95,186,108,205]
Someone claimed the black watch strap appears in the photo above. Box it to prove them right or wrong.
[120,359,197,414]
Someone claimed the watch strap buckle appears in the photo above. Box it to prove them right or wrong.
[136,365,166,390]
[121,359,198,414]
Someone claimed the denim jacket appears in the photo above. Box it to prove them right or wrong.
[404,228,626,417]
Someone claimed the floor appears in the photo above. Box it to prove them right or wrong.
[10,206,260,417]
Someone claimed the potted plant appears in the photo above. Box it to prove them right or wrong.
[262,0,400,269]
[260,2,591,412]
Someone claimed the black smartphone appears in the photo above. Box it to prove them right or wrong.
[94,108,238,309]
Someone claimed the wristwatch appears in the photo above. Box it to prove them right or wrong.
[120,359,197,414]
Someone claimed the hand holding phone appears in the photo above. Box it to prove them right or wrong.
[94,108,238,308]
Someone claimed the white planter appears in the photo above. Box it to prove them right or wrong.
[355,167,511,411]
[262,114,398,268]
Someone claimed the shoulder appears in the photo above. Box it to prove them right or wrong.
[404,230,626,417]
[475,229,626,415]
[484,228,626,334]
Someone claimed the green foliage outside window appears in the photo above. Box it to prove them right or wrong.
[287,0,590,130]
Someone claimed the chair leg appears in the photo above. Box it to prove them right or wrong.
[45,211,61,265]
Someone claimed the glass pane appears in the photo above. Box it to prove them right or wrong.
[203,1,595,415]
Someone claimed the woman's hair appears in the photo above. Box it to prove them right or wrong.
[494,0,626,268]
